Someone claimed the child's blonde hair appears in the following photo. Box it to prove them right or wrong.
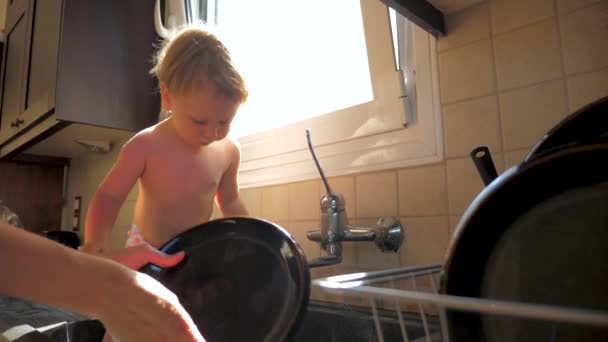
[151,25,248,103]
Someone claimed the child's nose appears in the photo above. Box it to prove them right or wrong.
[204,125,220,139]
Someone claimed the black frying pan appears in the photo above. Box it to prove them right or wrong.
[139,217,310,342]
[443,96,608,341]
[470,96,608,187]
[525,96,608,162]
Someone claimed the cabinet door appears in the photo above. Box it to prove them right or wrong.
[21,0,63,129]
[55,0,160,131]
[0,160,64,233]
[0,0,33,144]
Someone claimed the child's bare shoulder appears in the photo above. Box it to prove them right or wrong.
[121,123,164,156]
[220,136,241,158]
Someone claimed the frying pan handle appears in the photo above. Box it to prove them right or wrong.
[470,146,498,186]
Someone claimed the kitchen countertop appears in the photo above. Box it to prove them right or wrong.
[0,296,104,341]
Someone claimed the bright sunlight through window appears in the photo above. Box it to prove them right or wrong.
[212,0,374,138]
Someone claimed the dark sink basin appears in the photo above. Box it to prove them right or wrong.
[0,297,439,342]
[291,300,439,342]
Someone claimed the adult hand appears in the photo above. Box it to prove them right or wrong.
[83,242,186,270]
[98,271,205,342]
[105,242,186,270]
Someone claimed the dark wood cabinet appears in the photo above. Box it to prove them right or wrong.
[0,0,160,159]
[0,160,65,234]
[23,0,62,127]
[0,0,33,144]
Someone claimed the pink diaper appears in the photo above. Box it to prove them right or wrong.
[125,225,145,247]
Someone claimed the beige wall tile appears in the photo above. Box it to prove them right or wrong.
[339,243,358,268]
[111,225,130,249]
[494,19,562,91]
[443,95,502,158]
[63,158,86,231]
[239,187,263,218]
[85,157,112,192]
[354,218,401,270]
[260,184,289,222]
[115,201,135,228]
[490,0,554,34]
[567,68,608,112]
[560,3,608,75]
[309,287,326,302]
[398,163,448,216]
[285,221,321,260]
[503,148,530,169]
[355,171,398,218]
[438,3,490,52]
[309,266,332,301]
[288,180,321,221]
[435,0,485,14]
[126,185,139,203]
[356,239,401,269]
[556,0,598,14]
[400,216,450,266]
[449,215,463,238]
[274,220,290,230]
[310,266,337,280]
[63,135,131,232]
[439,39,496,104]
[310,267,330,281]
[393,274,438,294]
[397,277,440,311]
[447,154,504,215]
[322,175,357,219]
[500,80,569,150]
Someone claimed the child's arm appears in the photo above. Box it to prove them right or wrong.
[83,136,146,254]
[216,139,249,217]
[0,223,204,342]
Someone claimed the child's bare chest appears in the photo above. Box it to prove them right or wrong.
[142,146,228,200]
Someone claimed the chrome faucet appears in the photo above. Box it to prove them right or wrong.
[305,129,405,268]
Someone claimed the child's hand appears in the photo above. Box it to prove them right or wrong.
[103,242,186,270]
[99,271,205,342]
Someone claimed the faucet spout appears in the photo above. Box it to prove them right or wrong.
[308,256,341,267]
[308,242,342,268]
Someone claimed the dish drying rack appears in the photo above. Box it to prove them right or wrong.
[312,264,608,341]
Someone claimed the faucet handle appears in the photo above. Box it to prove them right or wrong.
[373,217,405,252]
[320,192,345,212]
[306,129,335,198]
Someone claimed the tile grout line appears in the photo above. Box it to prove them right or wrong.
[553,0,572,112]
[487,0,507,159]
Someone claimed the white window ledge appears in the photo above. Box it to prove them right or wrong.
[237,14,444,188]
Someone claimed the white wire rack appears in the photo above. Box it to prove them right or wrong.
[312,264,608,342]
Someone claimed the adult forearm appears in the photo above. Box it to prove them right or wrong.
[0,223,132,318]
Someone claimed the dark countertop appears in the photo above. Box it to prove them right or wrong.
[0,296,104,342]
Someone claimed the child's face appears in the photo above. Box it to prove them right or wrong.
[162,85,240,147]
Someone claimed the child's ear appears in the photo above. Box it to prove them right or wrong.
[160,83,172,111]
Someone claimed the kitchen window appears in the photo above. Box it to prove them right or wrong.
[194,0,443,187]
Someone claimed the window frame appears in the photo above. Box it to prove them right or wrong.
[204,0,444,188]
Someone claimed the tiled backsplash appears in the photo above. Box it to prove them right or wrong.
[63,0,608,305]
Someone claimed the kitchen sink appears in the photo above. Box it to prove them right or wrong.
[291,300,439,342]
